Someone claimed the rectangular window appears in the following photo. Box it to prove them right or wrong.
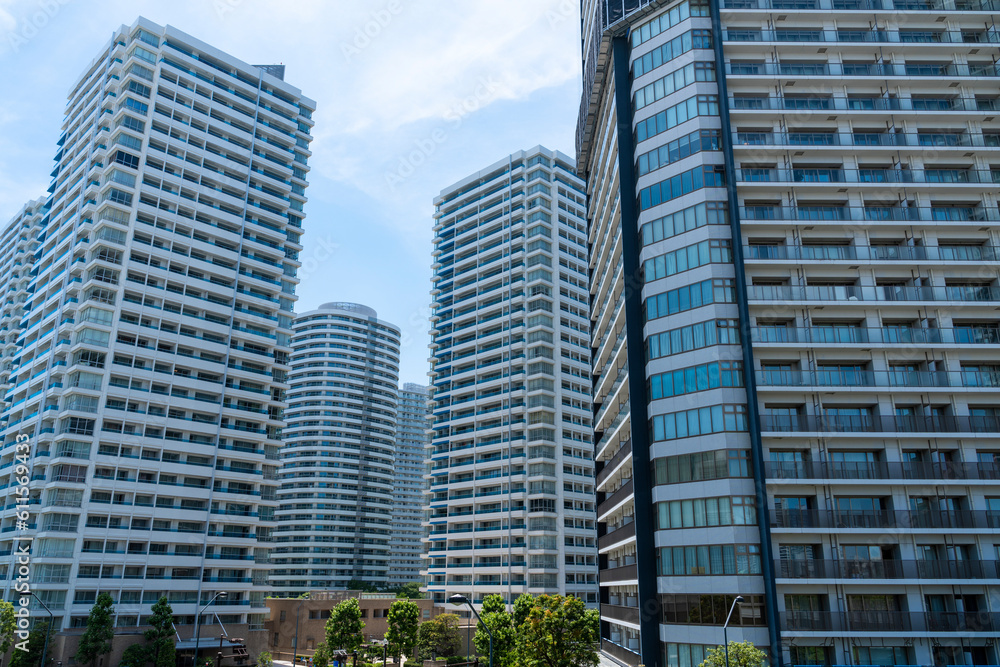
[636,95,720,143]
[647,318,741,360]
[650,403,748,443]
[644,279,736,321]
[649,361,743,399]
[639,165,726,211]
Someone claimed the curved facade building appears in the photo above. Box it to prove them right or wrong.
[272,302,401,596]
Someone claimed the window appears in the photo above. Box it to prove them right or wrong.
[644,240,732,282]
[638,165,726,211]
[649,361,743,399]
[645,279,736,321]
[657,544,761,575]
[656,495,757,529]
[660,594,765,625]
[648,318,740,360]
[652,449,751,485]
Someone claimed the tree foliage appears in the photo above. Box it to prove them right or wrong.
[119,643,150,667]
[417,613,461,659]
[77,592,116,667]
[346,579,379,593]
[11,620,51,667]
[516,595,598,667]
[325,598,365,653]
[144,597,175,667]
[473,596,516,667]
[385,600,420,659]
[257,651,274,667]
[394,583,424,600]
[312,643,331,667]
[0,600,16,656]
[699,641,767,667]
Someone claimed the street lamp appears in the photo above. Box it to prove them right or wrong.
[194,592,229,667]
[293,595,310,666]
[723,596,744,667]
[28,592,53,667]
[449,595,491,667]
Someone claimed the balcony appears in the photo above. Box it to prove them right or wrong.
[727,61,1000,79]
[597,479,634,517]
[598,521,636,549]
[771,508,1000,530]
[765,459,1000,481]
[721,0,1000,11]
[596,438,632,487]
[600,603,640,625]
[752,325,1000,346]
[731,95,988,113]
[735,130,993,148]
[748,284,1000,304]
[737,167,999,185]
[760,413,1000,435]
[739,204,1000,223]
[601,640,640,667]
[756,368,1000,390]
[745,244,1000,262]
[601,563,639,583]
[775,558,1000,579]
[781,610,1000,633]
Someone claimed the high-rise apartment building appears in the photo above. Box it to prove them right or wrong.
[272,303,401,595]
[579,1,1000,667]
[0,17,314,655]
[0,200,46,418]
[389,383,432,587]
[425,146,598,606]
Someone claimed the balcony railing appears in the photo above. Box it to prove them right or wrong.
[737,167,1000,184]
[771,508,1000,530]
[765,459,1000,481]
[748,284,1000,303]
[731,95,991,113]
[775,558,1000,579]
[722,0,1000,11]
[739,204,1000,223]
[596,438,632,487]
[760,413,1000,434]
[735,130,998,148]
[727,61,1000,78]
[598,520,636,549]
[752,325,1000,346]
[781,610,1000,633]
[756,368,1000,390]
[597,479,634,517]
[723,28,1000,44]
[745,244,1000,262]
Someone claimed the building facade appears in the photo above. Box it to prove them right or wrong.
[0,17,314,652]
[425,146,598,606]
[272,303,401,595]
[578,1,1000,666]
[389,383,432,587]
[0,200,46,419]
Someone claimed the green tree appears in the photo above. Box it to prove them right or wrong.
[699,641,767,667]
[144,597,175,667]
[76,592,116,667]
[416,613,461,660]
[385,600,420,660]
[474,596,515,667]
[394,583,424,600]
[312,643,331,667]
[325,598,365,653]
[516,595,598,667]
[345,579,378,593]
[0,600,17,657]
[257,651,274,667]
[11,620,50,667]
[119,643,150,667]
[511,594,535,628]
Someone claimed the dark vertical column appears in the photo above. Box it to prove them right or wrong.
[610,33,660,667]
[707,0,783,663]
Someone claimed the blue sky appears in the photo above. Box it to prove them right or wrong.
[0,0,583,385]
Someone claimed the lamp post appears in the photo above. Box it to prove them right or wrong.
[293,595,310,666]
[449,595,491,667]
[723,596,744,667]
[194,592,229,667]
[28,592,53,667]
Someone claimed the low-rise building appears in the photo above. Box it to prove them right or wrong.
[265,592,439,660]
